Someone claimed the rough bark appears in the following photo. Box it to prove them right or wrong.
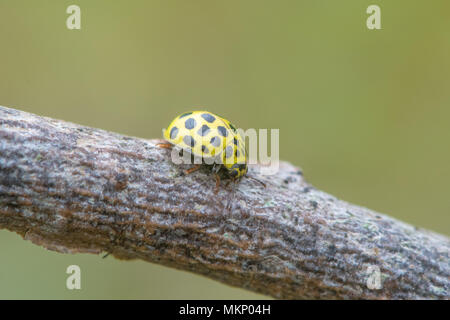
[0,105,448,299]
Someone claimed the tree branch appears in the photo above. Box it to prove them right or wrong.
[0,105,448,299]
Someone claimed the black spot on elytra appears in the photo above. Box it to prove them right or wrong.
[210,136,221,147]
[201,145,209,154]
[235,149,240,157]
[183,135,196,147]
[201,113,216,123]
[229,170,238,178]
[233,138,239,146]
[217,126,228,137]
[197,124,210,136]
[185,118,196,130]
[229,123,237,132]
[225,146,234,158]
[179,112,192,119]
[170,127,178,139]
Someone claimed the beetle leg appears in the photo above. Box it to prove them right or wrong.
[214,173,221,194]
[156,142,173,149]
[184,164,201,175]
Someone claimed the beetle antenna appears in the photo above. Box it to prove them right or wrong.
[246,175,266,188]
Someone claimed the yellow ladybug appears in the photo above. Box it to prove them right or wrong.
[159,111,266,194]
[160,111,248,182]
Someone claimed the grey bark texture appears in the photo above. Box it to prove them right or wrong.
[0,105,448,299]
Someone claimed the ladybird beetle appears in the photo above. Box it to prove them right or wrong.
[161,111,247,179]
[159,111,266,194]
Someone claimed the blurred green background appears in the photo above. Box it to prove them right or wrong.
[0,0,449,299]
